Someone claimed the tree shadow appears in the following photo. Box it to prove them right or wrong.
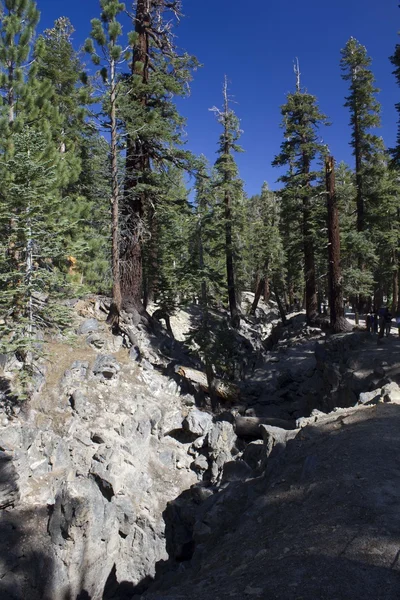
[114,404,400,599]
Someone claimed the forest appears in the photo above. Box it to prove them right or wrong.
[0,0,400,386]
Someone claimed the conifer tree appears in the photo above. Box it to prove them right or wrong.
[273,70,329,324]
[340,38,383,234]
[85,0,128,323]
[247,183,284,314]
[0,129,71,372]
[0,0,39,128]
[211,77,244,328]
[121,0,198,312]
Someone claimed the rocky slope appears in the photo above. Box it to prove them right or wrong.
[141,401,400,600]
[1,297,400,600]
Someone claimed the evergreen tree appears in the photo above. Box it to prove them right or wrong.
[85,0,129,323]
[120,0,198,312]
[246,183,284,314]
[340,38,383,234]
[273,71,329,324]
[0,129,71,385]
[211,77,244,328]
[0,0,39,128]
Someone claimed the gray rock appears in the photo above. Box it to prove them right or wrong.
[359,389,381,405]
[0,452,20,508]
[78,318,99,335]
[140,358,154,371]
[222,459,253,482]
[86,333,106,349]
[184,408,213,437]
[242,440,264,470]
[70,389,89,416]
[192,454,208,472]
[382,382,400,404]
[92,354,120,380]
[129,346,140,361]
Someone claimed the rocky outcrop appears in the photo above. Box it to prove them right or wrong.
[0,325,203,600]
[141,403,400,600]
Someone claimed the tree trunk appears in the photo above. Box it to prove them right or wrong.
[250,276,264,315]
[264,277,270,302]
[302,153,318,324]
[273,276,287,325]
[392,250,399,315]
[8,61,14,124]
[107,55,122,326]
[325,156,351,333]
[354,103,364,233]
[224,188,240,328]
[121,0,150,309]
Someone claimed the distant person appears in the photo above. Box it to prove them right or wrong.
[384,309,392,337]
[396,314,400,337]
[366,312,372,333]
[373,309,379,334]
[378,307,386,339]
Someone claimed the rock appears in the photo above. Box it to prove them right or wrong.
[69,389,89,416]
[0,451,20,508]
[61,361,89,388]
[221,459,253,482]
[183,408,213,437]
[78,318,99,335]
[129,346,140,361]
[92,354,120,380]
[192,454,209,473]
[382,382,400,404]
[242,440,264,470]
[259,424,299,459]
[359,389,381,405]
[140,358,154,371]
[86,333,106,350]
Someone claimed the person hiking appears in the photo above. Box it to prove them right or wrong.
[385,309,392,337]
[373,309,378,334]
[366,312,372,333]
[396,314,400,337]
[378,307,386,339]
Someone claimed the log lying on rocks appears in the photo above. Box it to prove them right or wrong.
[175,365,240,402]
[235,416,295,438]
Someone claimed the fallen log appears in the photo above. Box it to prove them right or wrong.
[235,416,295,438]
[174,365,240,402]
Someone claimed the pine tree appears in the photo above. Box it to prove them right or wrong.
[120,0,198,312]
[325,156,351,332]
[247,183,284,314]
[211,77,244,328]
[85,0,128,324]
[0,0,39,128]
[273,69,329,324]
[0,129,71,383]
[340,38,383,234]
[35,17,88,178]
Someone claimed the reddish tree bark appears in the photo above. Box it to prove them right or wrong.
[120,0,150,309]
[326,156,351,332]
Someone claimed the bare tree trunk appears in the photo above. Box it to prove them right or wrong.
[264,277,270,302]
[107,54,122,326]
[302,154,318,324]
[325,156,350,333]
[225,188,240,328]
[250,277,264,315]
[392,250,399,315]
[273,276,287,325]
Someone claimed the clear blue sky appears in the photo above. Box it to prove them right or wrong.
[38,0,399,195]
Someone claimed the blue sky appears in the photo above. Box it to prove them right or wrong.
[38,0,399,196]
